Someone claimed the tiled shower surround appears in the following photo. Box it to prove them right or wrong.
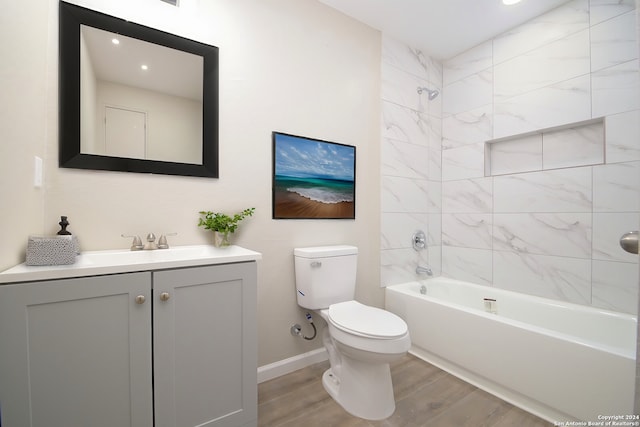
[380,35,443,289]
[381,0,640,315]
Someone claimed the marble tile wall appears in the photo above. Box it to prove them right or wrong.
[380,35,443,286]
[441,0,640,314]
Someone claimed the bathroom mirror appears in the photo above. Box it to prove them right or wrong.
[59,1,219,177]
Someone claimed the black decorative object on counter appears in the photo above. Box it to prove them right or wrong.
[57,216,72,235]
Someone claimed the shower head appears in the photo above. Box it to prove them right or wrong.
[417,87,439,100]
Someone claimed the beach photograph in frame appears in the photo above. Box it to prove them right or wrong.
[272,132,356,219]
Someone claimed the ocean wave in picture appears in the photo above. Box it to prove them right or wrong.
[272,131,356,218]
[287,187,354,204]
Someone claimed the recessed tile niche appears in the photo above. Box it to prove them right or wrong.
[485,118,605,176]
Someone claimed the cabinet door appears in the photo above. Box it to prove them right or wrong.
[153,262,257,427]
[0,273,153,427]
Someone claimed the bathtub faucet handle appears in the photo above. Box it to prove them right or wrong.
[416,265,433,276]
[412,230,426,251]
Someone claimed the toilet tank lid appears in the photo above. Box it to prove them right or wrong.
[294,245,357,258]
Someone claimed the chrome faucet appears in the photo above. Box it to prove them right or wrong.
[144,233,158,250]
[123,232,176,250]
[416,265,433,276]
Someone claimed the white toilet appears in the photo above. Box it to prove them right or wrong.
[294,245,411,420]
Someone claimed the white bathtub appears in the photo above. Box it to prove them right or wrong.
[385,277,637,423]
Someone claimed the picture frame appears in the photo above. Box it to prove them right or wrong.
[272,132,356,219]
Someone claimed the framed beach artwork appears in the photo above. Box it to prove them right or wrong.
[272,132,356,219]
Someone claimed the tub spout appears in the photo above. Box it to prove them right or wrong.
[416,265,433,276]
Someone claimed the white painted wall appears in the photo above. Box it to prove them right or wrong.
[0,2,50,269]
[0,0,381,366]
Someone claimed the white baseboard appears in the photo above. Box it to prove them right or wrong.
[257,348,328,383]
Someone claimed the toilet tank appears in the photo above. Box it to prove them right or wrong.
[294,245,358,310]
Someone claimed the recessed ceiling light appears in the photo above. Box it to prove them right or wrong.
[111,38,120,45]
[141,65,149,71]
[503,0,521,5]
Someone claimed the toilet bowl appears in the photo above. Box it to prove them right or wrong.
[317,301,410,420]
[294,245,411,420]
[324,300,410,357]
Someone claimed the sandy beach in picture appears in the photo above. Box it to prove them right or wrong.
[274,188,354,219]
[273,133,356,219]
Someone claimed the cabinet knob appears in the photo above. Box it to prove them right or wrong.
[135,295,146,304]
[159,292,170,302]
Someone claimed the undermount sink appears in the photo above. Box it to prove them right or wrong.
[82,245,213,265]
[0,245,261,283]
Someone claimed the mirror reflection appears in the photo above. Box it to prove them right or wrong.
[80,25,203,164]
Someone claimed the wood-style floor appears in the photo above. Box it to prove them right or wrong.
[258,354,552,427]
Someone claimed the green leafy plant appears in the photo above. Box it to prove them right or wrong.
[198,208,255,234]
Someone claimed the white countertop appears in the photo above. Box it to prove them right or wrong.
[0,245,262,283]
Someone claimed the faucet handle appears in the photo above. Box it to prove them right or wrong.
[412,230,426,251]
[158,233,177,249]
[122,234,143,251]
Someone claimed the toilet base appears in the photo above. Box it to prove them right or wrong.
[321,357,396,420]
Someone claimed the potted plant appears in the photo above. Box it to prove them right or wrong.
[198,208,255,247]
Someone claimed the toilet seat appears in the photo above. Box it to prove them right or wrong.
[328,300,407,339]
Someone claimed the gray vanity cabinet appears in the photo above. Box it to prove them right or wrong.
[0,261,257,427]
[0,271,154,427]
[153,262,257,427]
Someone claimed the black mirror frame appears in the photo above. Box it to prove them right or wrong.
[59,1,219,178]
